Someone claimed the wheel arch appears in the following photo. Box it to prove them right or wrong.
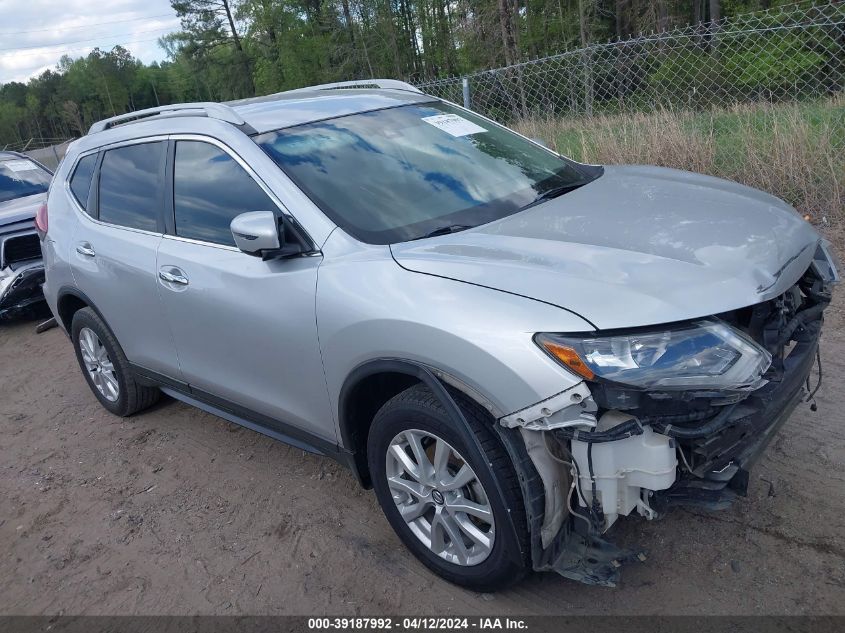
[56,286,104,333]
[338,358,503,488]
[342,358,529,570]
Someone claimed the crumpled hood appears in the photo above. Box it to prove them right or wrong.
[391,165,821,330]
[0,192,45,228]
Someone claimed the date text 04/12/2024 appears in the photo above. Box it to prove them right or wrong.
[307,618,528,630]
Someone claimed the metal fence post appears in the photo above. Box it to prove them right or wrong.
[462,77,471,110]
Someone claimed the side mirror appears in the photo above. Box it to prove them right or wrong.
[231,211,303,260]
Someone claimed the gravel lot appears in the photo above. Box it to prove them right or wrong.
[1,297,844,616]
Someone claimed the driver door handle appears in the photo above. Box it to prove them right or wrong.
[76,243,95,257]
[159,269,189,286]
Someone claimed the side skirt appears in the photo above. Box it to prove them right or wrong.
[130,363,357,476]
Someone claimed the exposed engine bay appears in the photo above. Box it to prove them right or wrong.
[498,248,836,586]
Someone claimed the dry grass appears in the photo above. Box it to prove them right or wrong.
[518,109,719,174]
[514,96,845,249]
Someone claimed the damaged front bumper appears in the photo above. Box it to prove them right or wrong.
[652,326,819,512]
[497,265,831,587]
[0,259,45,319]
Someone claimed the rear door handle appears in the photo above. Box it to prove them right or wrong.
[76,243,95,257]
[158,269,189,286]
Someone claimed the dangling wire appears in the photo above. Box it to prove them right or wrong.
[566,474,594,532]
[676,443,694,474]
[543,434,602,531]
[805,348,822,411]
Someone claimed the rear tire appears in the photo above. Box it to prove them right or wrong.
[368,384,529,591]
[71,307,159,416]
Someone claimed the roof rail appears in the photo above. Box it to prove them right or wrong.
[87,102,249,135]
[282,79,423,95]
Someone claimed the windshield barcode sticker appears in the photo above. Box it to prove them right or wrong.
[421,114,487,137]
[4,159,37,173]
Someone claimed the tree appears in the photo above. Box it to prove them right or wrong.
[0,0,824,146]
[171,0,256,97]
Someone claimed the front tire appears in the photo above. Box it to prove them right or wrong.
[368,384,529,591]
[71,307,159,416]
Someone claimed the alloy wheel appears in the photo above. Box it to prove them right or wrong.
[385,429,495,566]
[78,327,119,402]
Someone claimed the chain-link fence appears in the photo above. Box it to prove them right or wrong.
[2,137,75,170]
[415,1,845,126]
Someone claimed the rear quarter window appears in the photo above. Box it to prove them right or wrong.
[68,154,98,213]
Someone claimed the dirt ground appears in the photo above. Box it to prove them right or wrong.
[1,297,844,616]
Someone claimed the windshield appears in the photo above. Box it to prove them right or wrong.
[0,157,51,204]
[256,102,594,244]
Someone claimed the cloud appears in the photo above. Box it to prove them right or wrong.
[0,0,180,84]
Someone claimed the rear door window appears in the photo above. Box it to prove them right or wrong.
[173,140,276,246]
[98,142,165,232]
[69,154,97,213]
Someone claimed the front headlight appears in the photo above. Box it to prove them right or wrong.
[536,320,772,391]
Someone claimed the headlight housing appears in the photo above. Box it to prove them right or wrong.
[811,240,840,285]
[536,320,772,391]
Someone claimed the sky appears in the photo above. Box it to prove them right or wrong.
[0,0,182,85]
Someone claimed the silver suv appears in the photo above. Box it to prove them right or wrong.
[41,80,838,590]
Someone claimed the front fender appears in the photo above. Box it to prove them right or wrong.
[317,234,594,427]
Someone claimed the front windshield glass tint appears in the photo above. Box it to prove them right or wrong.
[256,102,590,244]
[0,157,51,204]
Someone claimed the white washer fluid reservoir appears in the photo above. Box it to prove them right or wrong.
[571,424,677,530]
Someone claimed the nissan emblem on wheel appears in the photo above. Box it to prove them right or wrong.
[38,79,838,591]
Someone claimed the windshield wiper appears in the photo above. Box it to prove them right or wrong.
[521,182,588,210]
[412,182,588,241]
[415,224,475,240]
